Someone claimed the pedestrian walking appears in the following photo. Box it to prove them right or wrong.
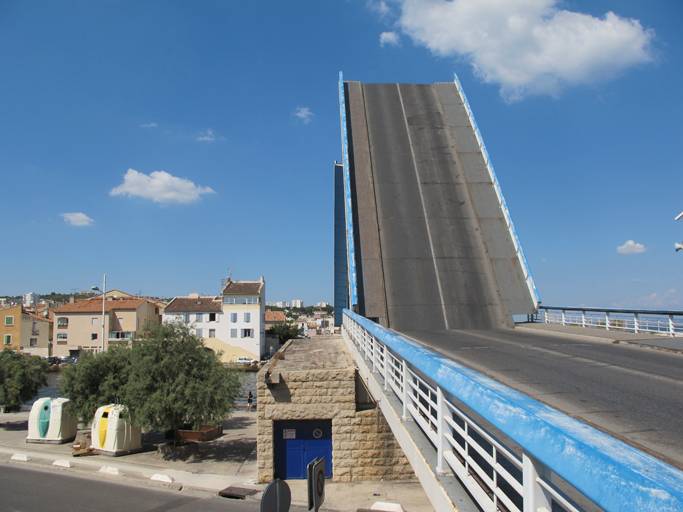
[247,391,253,412]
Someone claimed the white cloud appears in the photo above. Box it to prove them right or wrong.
[611,289,679,309]
[380,31,401,47]
[393,0,655,101]
[294,107,314,124]
[368,0,392,18]
[110,168,215,205]
[617,240,646,254]
[196,128,222,141]
[140,122,157,128]
[60,212,94,226]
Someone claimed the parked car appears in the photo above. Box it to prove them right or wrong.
[236,357,257,365]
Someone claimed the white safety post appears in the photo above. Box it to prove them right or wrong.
[544,309,548,324]
[436,386,446,474]
[523,452,552,512]
[370,334,379,373]
[581,310,586,328]
[633,313,640,334]
[561,310,566,326]
[382,344,389,391]
[402,360,409,420]
[669,314,675,337]
[605,312,611,331]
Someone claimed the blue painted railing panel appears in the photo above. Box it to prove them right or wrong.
[344,308,683,511]
[452,73,541,307]
[339,72,358,308]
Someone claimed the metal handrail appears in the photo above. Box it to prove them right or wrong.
[535,306,683,337]
[343,308,683,512]
[338,72,358,309]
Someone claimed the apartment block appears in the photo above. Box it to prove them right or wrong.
[163,276,267,362]
[1,304,52,356]
[53,296,161,358]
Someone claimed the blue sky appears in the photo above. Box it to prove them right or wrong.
[1,0,682,309]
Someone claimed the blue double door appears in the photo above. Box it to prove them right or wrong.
[274,420,332,479]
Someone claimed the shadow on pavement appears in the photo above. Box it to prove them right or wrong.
[0,420,28,432]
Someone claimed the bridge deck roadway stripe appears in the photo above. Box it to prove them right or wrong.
[357,82,509,331]
[396,83,450,330]
[362,84,444,331]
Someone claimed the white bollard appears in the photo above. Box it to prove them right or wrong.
[151,473,175,483]
[99,466,121,475]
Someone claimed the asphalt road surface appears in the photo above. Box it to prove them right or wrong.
[358,83,510,331]
[0,465,307,512]
[402,327,683,469]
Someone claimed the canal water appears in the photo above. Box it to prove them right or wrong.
[28,369,257,410]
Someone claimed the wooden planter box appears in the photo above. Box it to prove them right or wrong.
[166,424,223,442]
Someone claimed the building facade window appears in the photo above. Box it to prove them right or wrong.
[230,313,237,323]
[196,328,203,338]
[241,329,253,338]
[32,322,39,335]
[30,338,37,347]
[4,316,13,327]
[57,333,67,341]
[244,313,251,323]
[183,314,190,323]
[91,333,98,341]
[109,332,133,340]
[92,318,98,325]
[209,313,217,322]
[208,329,215,338]
[4,334,11,345]
[57,317,68,328]
[230,329,237,338]
[223,297,260,305]
[196,313,203,322]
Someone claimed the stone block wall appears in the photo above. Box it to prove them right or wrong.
[257,355,414,483]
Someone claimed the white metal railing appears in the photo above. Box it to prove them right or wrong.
[535,306,683,337]
[343,309,683,512]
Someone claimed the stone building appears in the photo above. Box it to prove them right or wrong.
[257,336,414,483]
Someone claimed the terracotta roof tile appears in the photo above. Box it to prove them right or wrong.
[55,298,147,314]
[265,311,286,322]
[221,280,263,295]
[23,311,52,323]
[164,297,222,313]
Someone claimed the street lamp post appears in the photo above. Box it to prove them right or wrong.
[91,274,107,353]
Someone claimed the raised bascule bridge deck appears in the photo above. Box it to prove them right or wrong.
[334,74,683,511]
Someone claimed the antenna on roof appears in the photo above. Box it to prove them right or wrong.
[228,266,233,279]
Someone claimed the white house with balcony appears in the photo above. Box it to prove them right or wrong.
[163,276,266,363]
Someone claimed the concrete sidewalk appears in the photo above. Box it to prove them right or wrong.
[0,408,433,512]
[515,321,683,352]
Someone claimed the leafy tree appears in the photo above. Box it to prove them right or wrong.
[60,322,242,442]
[126,321,242,443]
[61,346,132,421]
[267,322,304,344]
[0,350,48,411]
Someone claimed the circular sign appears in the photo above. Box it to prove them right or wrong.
[261,479,291,512]
[312,428,323,439]
[316,470,325,497]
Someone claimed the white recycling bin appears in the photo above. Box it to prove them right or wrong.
[26,397,78,444]
[90,404,142,456]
